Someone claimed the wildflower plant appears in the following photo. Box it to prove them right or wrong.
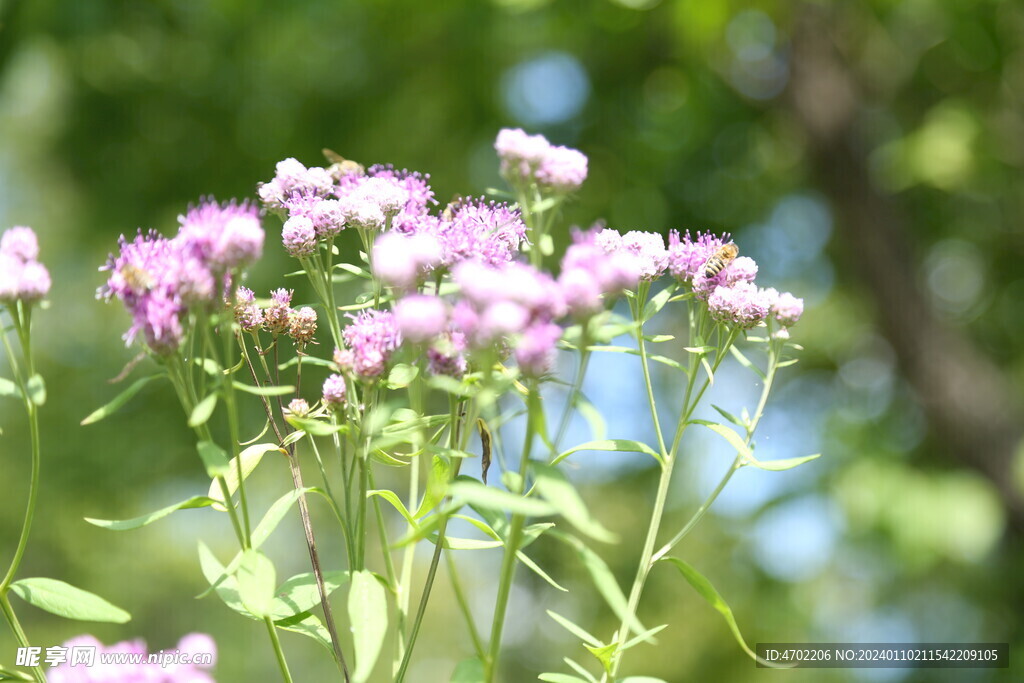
[2,228,136,683]
[82,129,814,682]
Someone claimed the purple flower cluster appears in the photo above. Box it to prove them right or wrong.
[399,198,527,269]
[594,228,668,284]
[665,231,803,330]
[495,128,588,194]
[233,287,263,332]
[335,309,402,380]
[263,158,436,258]
[451,260,566,376]
[100,199,263,353]
[48,633,216,683]
[707,282,775,329]
[0,226,50,304]
[559,228,642,317]
[257,158,334,212]
[322,373,347,410]
[371,232,442,290]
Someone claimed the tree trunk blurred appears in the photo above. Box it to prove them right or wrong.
[788,7,1024,531]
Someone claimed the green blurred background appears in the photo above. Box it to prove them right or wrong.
[2,0,1023,680]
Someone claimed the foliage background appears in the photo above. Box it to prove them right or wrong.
[1,0,1022,680]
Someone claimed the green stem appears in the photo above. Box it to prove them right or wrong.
[445,549,486,659]
[394,395,470,681]
[1,402,40,591]
[263,616,295,683]
[0,594,46,683]
[221,316,251,543]
[552,344,590,452]
[486,383,538,682]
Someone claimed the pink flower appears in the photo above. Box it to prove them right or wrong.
[394,294,449,343]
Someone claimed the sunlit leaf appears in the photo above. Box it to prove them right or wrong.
[188,393,218,428]
[209,443,285,511]
[236,549,276,617]
[85,495,217,530]
[9,578,130,623]
[553,439,662,467]
[532,463,617,543]
[349,570,388,683]
[448,481,555,517]
[660,557,764,664]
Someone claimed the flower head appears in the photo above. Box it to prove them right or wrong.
[707,282,773,329]
[394,294,449,343]
[336,165,434,232]
[429,199,527,268]
[427,329,468,378]
[234,287,263,332]
[286,398,311,418]
[515,322,563,376]
[282,216,317,258]
[177,198,264,270]
[595,228,667,283]
[258,158,335,212]
[0,226,39,262]
[371,231,443,290]
[264,288,293,335]
[322,374,347,410]
[0,226,50,305]
[666,230,729,283]
[559,228,641,316]
[495,128,587,193]
[772,291,804,327]
[338,308,401,380]
[288,306,318,345]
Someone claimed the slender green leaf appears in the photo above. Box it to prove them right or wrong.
[275,612,335,653]
[368,489,417,526]
[744,453,822,471]
[729,346,766,380]
[576,393,607,441]
[85,495,217,530]
[711,405,744,428]
[564,657,599,683]
[644,334,675,343]
[209,443,284,511]
[620,624,668,651]
[0,663,33,680]
[539,675,589,683]
[196,440,230,478]
[428,535,502,550]
[448,481,555,517]
[661,557,763,663]
[532,463,617,543]
[188,393,218,428]
[692,422,752,460]
[518,551,567,592]
[547,610,601,646]
[232,382,295,396]
[26,374,45,406]
[683,345,714,354]
[349,570,388,683]
[285,415,347,436]
[553,439,662,467]
[252,488,315,548]
[414,455,451,519]
[9,578,130,623]
[641,284,677,322]
[80,373,165,425]
[550,531,645,637]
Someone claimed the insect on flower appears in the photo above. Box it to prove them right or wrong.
[701,242,739,278]
[119,264,156,293]
[441,195,468,222]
